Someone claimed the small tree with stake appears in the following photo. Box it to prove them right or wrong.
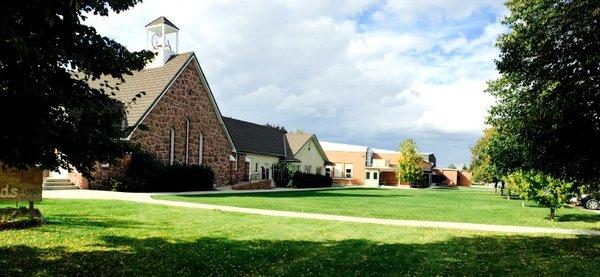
[522,171,572,221]
[396,139,423,186]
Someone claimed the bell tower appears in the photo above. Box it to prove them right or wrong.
[145,16,179,68]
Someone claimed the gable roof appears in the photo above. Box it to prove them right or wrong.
[88,51,236,152]
[223,117,294,159]
[90,52,193,128]
[145,16,179,30]
[285,132,312,154]
[286,132,331,163]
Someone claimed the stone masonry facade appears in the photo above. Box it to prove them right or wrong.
[129,58,246,186]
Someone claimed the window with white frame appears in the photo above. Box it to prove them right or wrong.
[304,165,312,173]
[325,166,332,177]
[232,153,238,170]
[366,172,371,179]
[168,127,175,165]
[184,118,190,164]
[334,163,343,177]
[198,133,203,165]
[373,172,378,180]
[344,163,353,178]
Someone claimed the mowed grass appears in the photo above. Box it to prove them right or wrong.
[1,199,599,276]
[155,187,600,230]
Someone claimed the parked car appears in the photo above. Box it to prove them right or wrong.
[581,195,599,210]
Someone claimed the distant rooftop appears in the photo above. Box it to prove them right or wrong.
[321,141,435,163]
[320,141,368,152]
[371,148,397,154]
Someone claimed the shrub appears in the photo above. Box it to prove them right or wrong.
[292,172,332,188]
[127,150,164,181]
[102,176,146,192]
[100,150,215,192]
[273,162,292,187]
[503,171,530,203]
[162,164,215,192]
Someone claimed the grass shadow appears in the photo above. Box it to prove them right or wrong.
[175,190,409,199]
[1,234,599,275]
[43,214,143,229]
[0,218,44,231]
[556,213,600,223]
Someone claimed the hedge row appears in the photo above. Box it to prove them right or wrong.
[100,150,214,192]
[292,172,332,188]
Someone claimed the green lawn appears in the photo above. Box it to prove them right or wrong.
[155,187,600,230]
[0,199,599,276]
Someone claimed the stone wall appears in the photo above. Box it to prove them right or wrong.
[232,179,271,190]
[89,157,131,189]
[130,58,246,186]
[229,154,249,183]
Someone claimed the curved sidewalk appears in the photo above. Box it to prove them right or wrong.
[44,190,600,236]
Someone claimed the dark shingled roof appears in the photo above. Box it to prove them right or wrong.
[145,16,179,30]
[223,117,295,159]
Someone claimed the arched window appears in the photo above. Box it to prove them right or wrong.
[198,133,203,165]
[168,127,175,165]
[184,118,190,164]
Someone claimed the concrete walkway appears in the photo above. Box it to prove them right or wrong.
[44,190,600,236]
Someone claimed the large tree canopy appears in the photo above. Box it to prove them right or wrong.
[0,1,153,175]
[469,128,502,184]
[486,0,600,187]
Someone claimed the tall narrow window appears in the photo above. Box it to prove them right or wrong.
[184,118,190,164]
[198,133,203,165]
[344,163,353,178]
[168,127,175,165]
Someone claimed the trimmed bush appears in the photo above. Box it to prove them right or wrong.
[103,150,215,192]
[292,172,332,188]
[163,164,215,192]
[273,162,292,187]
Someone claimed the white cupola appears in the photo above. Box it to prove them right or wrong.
[145,16,179,68]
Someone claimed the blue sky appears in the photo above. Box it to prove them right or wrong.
[86,0,507,167]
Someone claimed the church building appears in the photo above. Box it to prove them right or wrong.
[47,17,248,189]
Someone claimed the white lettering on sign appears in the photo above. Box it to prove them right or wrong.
[0,185,19,198]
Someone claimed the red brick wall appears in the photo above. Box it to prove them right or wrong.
[457,171,472,187]
[333,178,362,185]
[433,169,471,187]
[380,172,397,186]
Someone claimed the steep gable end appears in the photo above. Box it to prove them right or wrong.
[89,52,193,130]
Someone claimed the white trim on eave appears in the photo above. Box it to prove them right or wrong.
[125,54,194,140]
[310,135,330,162]
[294,134,330,162]
[191,56,237,153]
